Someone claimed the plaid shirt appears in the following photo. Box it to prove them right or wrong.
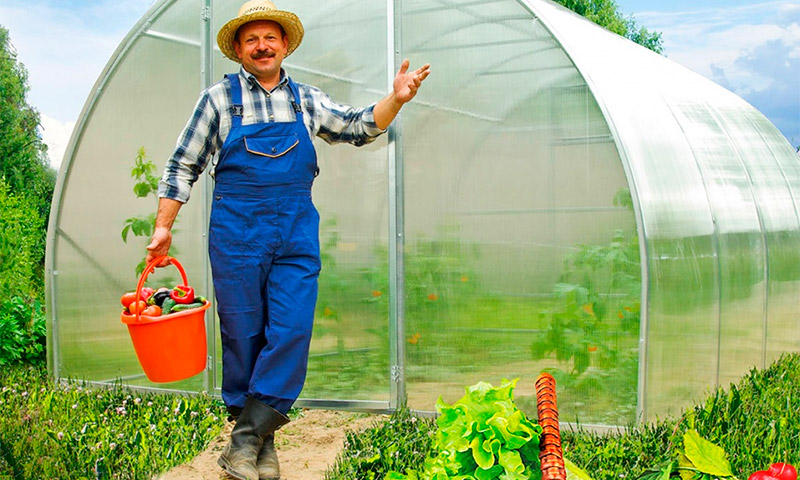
[158,67,385,203]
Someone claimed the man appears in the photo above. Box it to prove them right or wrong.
[145,1,429,479]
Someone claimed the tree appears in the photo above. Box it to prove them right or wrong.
[555,0,664,54]
[0,25,55,293]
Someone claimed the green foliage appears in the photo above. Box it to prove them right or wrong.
[560,353,800,479]
[553,0,664,53]
[325,406,437,480]
[0,26,55,289]
[388,379,543,480]
[0,364,226,479]
[0,179,45,296]
[121,147,173,276]
[531,189,640,414]
[0,296,46,366]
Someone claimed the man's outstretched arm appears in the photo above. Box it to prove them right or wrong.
[373,59,431,130]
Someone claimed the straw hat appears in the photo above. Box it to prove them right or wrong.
[217,0,304,62]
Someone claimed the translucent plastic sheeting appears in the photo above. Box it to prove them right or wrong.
[400,0,637,425]
[50,0,208,390]
[528,0,800,421]
[48,0,800,426]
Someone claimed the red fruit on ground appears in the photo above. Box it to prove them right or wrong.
[749,471,780,480]
[769,463,798,480]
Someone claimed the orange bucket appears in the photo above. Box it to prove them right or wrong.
[121,256,210,383]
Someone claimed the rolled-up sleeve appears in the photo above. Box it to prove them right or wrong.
[307,85,386,147]
[158,90,221,203]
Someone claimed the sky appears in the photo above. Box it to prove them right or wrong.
[1,0,798,169]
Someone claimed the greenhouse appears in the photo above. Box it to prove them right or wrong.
[45,0,800,427]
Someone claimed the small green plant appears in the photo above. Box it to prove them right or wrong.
[120,147,177,276]
[388,379,543,480]
[531,189,640,420]
[637,429,739,480]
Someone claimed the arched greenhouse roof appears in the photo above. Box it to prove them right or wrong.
[46,0,800,426]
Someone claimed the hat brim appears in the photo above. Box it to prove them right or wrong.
[217,10,304,63]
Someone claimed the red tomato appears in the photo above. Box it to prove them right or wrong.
[769,464,798,480]
[127,301,148,315]
[120,291,137,307]
[749,471,779,480]
[141,287,155,301]
[141,305,161,317]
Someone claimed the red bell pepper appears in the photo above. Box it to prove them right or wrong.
[170,285,195,304]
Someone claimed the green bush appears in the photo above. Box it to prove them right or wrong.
[0,296,46,366]
[0,179,45,296]
[0,364,226,479]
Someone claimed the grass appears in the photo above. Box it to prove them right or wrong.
[0,363,226,479]
[324,353,800,480]
[2,353,798,479]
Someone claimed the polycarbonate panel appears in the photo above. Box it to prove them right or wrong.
[51,0,207,389]
[48,0,800,426]
[401,0,638,425]
[210,0,391,403]
[525,0,800,421]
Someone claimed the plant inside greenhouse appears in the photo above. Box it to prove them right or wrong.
[1,0,798,477]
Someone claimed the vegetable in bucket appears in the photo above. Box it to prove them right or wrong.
[120,256,210,383]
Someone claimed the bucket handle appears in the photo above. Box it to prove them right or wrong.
[134,256,189,323]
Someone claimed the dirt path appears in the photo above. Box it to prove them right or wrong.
[153,409,384,480]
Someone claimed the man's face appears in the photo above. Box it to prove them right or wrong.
[234,20,288,83]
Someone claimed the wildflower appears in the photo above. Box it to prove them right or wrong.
[147,401,153,407]
[191,411,199,418]
[109,442,117,450]
[588,346,598,352]
[134,398,141,405]
[372,290,383,298]
[72,404,78,410]
[460,276,469,282]
[323,306,334,316]
[427,293,439,301]
[57,432,64,440]
[21,391,28,397]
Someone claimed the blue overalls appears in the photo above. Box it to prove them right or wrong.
[209,74,320,415]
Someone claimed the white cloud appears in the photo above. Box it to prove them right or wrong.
[39,115,76,170]
[631,1,800,143]
[0,1,153,122]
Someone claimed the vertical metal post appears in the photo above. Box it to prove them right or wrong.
[387,0,406,410]
[200,0,215,394]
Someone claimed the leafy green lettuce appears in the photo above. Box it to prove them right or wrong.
[388,379,543,480]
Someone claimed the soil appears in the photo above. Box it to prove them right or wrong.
[153,409,385,480]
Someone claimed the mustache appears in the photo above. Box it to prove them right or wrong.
[251,50,277,60]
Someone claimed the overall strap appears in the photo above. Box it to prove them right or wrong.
[226,73,244,129]
[286,77,304,123]
[285,77,318,177]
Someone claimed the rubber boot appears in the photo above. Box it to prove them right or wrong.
[218,397,290,480]
[256,434,280,480]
